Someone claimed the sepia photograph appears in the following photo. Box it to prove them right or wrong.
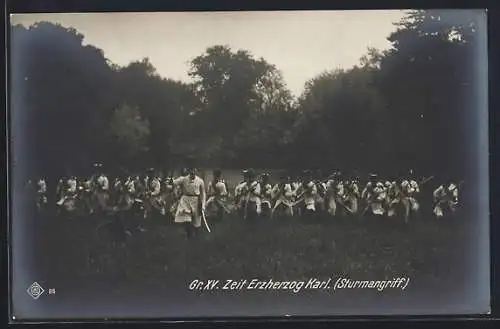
[8,9,489,321]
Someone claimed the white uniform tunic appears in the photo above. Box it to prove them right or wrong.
[125,178,136,194]
[37,179,47,194]
[150,178,161,196]
[234,181,245,197]
[36,179,48,206]
[97,175,109,191]
[371,182,387,215]
[313,182,326,210]
[57,178,77,203]
[361,183,370,201]
[271,183,295,216]
[234,181,248,209]
[116,178,135,209]
[260,183,273,208]
[433,185,447,217]
[173,175,206,227]
[346,181,359,213]
[433,183,459,217]
[334,181,351,215]
[67,178,77,194]
[448,183,459,211]
[94,174,110,210]
[56,178,78,210]
[207,180,228,198]
[302,181,317,211]
[206,180,229,213]
[113,178,122,191]
[401,179,420,218]
[243,181,262,214]
[386,182,401,217]
[161,177,177,214]
[148,177,165,214]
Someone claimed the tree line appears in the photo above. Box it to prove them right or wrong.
[10,10,483,184]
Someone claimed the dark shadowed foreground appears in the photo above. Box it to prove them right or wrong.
[26,208,473,318]
[54,213,469,286]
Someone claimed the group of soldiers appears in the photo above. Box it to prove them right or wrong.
[28,165,462,233]
[231,169,461,222]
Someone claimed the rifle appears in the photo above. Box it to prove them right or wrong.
[335,183,354,214]
[271,183,285,203]
[233,181,245,206]
[316,181,326,198]
[419,175,435,186]
[294,182,311,203]
[337,198,354,214]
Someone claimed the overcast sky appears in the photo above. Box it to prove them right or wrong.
[11,10,405,97]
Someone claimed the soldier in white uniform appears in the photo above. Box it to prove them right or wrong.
[138,171,151,200]
[290,174,303,216]
[94,170,111,214]
[259,173,273,217]
[166,168,188,217]
[55,176,66,205]
[291,175,301,194]
[112,173,143,235]
[385,180,402,218]
[113,176,123,192]
[162,174,176,220]
[371,181,387,216]
[360,173,378,217]
[173,165,206,238]
[206,169,229,221]
[314,172,327,214]
[110,175,123,207]
[234,170,249,214]
[35,178,48,212]
[241,169,262,220]
[132,175,142,197]
[56,175,78,213]
[361,174,376,201]
[401,177,420,223]
[325,173,338,216]
[383,181,393,215]
[79,179,94,214]
[433,180,460,218]
[117,175,136,212]
[335,176,353,216]
[447,181,460,213]
[345,178,360,215]
[295,170,317,218]
[148,174,165,216]
[271,175,295,218]
[433,182,447,218]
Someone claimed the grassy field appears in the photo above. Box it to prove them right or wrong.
[37,203,470,294]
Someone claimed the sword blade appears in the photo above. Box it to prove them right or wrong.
[202,210,211,233]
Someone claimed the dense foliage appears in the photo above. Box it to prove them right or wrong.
[10,10,484,182]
